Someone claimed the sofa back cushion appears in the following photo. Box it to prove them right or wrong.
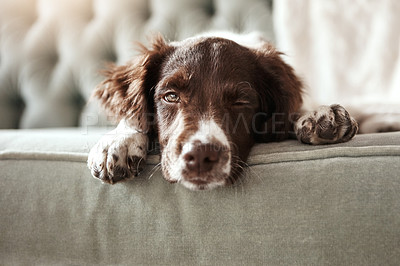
[0,0,273,129]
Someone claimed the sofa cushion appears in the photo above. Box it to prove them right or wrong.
[1,129,400,264]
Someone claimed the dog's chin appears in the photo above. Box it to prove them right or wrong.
[180,178,227,191]
[161,156,232,190]
[162,167,229,191]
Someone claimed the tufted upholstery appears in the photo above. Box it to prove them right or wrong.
[0,0,273,129]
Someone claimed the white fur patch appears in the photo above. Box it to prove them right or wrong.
[87,119,148,183]
[185,118,231,174]
[162,111,187,183]
[163,117,231,189]
[185,118,229,145]
[180,179,227,191]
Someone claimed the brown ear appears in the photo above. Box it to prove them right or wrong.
[94,35,173,132]
[253,42,303,141]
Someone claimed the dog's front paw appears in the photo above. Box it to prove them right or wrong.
[295,104,358,144]
[87,132,148,184]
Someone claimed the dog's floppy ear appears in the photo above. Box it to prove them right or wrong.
[253,42,303,141]
[94,35,173,133]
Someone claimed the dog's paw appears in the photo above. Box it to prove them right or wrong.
[87,132,148,184]
[295,104,359,144]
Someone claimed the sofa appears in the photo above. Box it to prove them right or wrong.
[1,0,399,265]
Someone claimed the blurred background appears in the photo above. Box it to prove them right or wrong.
[0,0,399,129]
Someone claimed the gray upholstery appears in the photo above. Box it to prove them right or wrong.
[1,129,400,265]
[1,0,400,265]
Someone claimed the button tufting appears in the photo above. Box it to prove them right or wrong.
[204,0,216,17]
[6,90,24,108]
[142,1,152,21]
[105,50,118,63]
[14,95,26,114]
[10,94,26,128]
[48,52,59,67]
[0,0,275,128]
[71,92,86,114]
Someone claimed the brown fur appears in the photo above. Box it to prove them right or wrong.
[93,35,174,132]
[92,34,305,188]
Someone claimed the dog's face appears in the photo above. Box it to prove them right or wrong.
[155,38,261,190]
[95,35,302,190]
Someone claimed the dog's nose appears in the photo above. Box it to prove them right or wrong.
[183,143,221,174]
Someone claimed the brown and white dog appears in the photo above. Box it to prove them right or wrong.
[87,32,358,190]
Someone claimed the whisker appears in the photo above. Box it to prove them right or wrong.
[231,154,263,185]
[228,158,247,194]
[148,163,162,180]
[231,168,246,195]
[246,164,263,183]
[136,156,145,173]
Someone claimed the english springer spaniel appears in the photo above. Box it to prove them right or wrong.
[87,32,358,190]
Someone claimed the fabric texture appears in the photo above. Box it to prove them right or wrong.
[1,129,400,265]
[1,0,400,264]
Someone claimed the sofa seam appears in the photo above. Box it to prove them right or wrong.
[248,153,400,167]
[1,146,400,166]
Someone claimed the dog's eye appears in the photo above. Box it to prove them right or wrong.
[233,100,250,107]
[163,92,180,103]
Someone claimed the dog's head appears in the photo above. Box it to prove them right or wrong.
[95,34,302,190]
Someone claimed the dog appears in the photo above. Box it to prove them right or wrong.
[87,32,359,191]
